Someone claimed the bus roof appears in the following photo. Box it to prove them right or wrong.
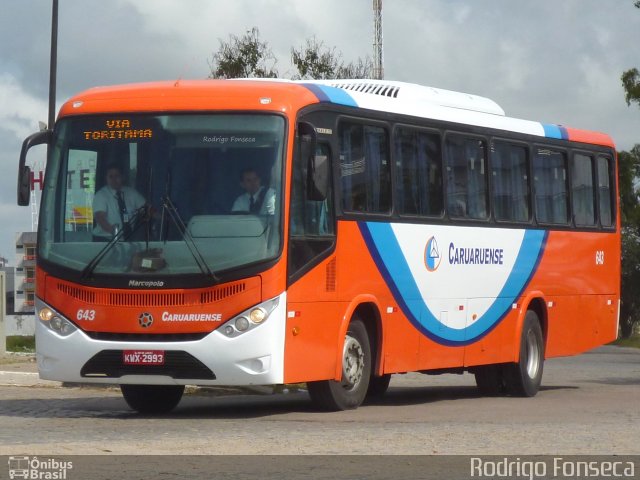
[59,79,615,149]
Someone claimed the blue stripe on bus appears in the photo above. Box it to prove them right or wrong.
[358,222,548,346]
[301,84,358,107]
[542,124,569,140]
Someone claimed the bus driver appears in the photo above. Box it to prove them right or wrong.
[92,164,146,241]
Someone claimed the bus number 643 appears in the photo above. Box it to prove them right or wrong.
[76,309,96,321]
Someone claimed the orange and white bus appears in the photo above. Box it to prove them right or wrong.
[18,79,620,413]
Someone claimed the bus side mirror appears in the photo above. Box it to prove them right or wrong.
[18,130,51,206]
[297,122,328,201]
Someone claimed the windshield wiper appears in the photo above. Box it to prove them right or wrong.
[161,194,219,282]
[80,205,149,279]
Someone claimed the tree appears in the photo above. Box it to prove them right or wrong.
[619,145,640,337]
[618,146,640,224]
[208,27,278,79]
[291,36,373,80]
[621,68,640,108]
[621,2,640,107]
[209,28,372,80]
[618,2,640,337]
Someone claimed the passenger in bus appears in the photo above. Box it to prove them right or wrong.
[231,168,275,215]
[92,164,146,241]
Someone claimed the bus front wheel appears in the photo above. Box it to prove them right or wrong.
[121,384,185,414]
[506,310,545,397]
[307,318,372,411]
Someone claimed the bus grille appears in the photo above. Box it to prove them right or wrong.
[56,280,246,306]
[80,350,216,380]
[84,332,209,342]
[109,292,185,307]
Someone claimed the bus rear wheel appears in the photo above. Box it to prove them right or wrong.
[307,318,372,411]
[121,384,185,414]
[506,310,545,397]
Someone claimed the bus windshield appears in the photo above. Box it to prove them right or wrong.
[39,114,285,279]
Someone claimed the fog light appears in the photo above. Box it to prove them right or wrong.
[61,320,76,335]
[49,316,64,332]
[235,316,250,332]
[224,325,234,336]
[249,307,267,324]
[39,307,54,322]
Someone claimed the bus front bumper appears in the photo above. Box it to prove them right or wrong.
[35,293,287,386]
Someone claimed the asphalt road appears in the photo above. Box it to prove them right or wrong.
[0,345,638,459]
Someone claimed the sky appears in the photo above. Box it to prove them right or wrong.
[1,0,639,264]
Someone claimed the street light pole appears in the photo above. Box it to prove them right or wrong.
[48,0,58,132]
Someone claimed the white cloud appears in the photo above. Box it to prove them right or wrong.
[0,74,48,140]
[0,201,33,262]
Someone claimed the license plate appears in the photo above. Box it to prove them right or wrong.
[123,350,165,365]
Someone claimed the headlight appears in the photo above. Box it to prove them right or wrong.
[221,297,279,338]
[37,303,77,337]
[39,307,54,322]
[249,307,267,324]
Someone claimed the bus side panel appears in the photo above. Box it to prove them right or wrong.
[336,222,420,374]
[283,301,346,384]
[462,308,515,367]
[382,307,420,374]
[542,295,581,358]
[284,254,341,384]
[528,230,619,358]
[572,294,619,353]
[420,335,466,370]
[284,221,422,379]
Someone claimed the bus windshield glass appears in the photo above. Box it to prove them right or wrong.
[39,114,285,278]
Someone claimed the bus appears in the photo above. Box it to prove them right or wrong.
[17,79,620,413]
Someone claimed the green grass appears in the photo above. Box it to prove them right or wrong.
[6,335,35,353]
[612,336,640,349]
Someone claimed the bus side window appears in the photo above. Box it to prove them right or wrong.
[533,148,569,225]
[395,127,443,217]
[597,156,614,228]
[491,142,530,223]
[445,135,488,220]
[570,153,596,227]
[339,122,391,214]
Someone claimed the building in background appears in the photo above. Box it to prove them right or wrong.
[0,264,15,315]
[14,232,37,314]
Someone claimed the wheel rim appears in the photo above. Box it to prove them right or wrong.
[342,334,365,390]
[525,329,541,379]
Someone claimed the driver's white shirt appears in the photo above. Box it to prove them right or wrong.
[231,186,276,215]
[92,185,145,237]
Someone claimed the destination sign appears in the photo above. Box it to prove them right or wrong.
[83,119,154,141]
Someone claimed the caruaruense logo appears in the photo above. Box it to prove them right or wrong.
[424,236,442,272]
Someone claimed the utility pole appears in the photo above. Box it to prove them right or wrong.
[373,0,384,80]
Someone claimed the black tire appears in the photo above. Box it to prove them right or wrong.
[505,310,545,397]
[307,319,372,411]
[121,384,185,414]
[366,373,391,398]
[474,364,507,396]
